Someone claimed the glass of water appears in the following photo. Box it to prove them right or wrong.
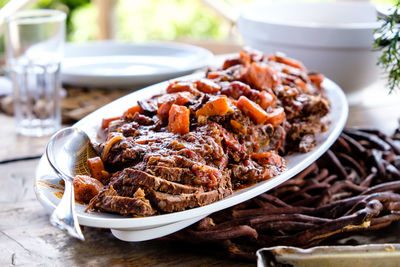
[5,9,66,137]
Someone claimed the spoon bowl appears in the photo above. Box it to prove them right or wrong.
[46,127,96,240]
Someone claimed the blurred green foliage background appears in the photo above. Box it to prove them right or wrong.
[35,0,235,42]
[0,0,398,44]
[38,0,399,43]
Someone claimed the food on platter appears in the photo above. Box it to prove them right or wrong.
[72,48,330,217]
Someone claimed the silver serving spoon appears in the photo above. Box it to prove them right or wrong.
[46,127,97,241]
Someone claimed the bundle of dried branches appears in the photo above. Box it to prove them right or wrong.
[167,122,400,261]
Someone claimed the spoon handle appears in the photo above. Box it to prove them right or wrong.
[50,179,85,241]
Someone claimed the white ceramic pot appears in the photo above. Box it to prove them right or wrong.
[237,1,381,95]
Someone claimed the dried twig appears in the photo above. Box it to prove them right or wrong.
[166,124,400,261]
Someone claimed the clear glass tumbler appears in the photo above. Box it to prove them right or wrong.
[5,9,66,137]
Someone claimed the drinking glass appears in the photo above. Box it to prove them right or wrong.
[5,9,66,137]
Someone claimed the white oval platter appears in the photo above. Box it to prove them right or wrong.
[35,73,348,241]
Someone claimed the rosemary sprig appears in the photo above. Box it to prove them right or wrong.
[375,3,400,93]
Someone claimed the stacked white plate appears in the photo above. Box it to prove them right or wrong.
[61,41,214,88]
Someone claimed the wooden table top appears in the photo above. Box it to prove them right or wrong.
[1,65,400,266]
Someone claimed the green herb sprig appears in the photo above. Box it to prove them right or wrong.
[375,3,400,94]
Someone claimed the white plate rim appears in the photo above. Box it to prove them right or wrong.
[35,72,348,230]
[61,41,214,87]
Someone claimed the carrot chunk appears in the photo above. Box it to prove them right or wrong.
[269,54,306,71]
[229,98,238,106]
[168,104,190,134]
[230,119,246,134]
[101,116,121,129]
[258,91,275,109]
[157,93,191,120]
[295,79,307,91]
[237,96,268,124]
[73,175,104,203]
[308,73,325,90]
[251,151,283,167]
[220,81,275,109]
[166,81,197,94]
[196,96,230,118]
[206,72,222,79]
[239,50,251,66]
[243,62,281,90]
[158,102,173,121]
[265,107,285,127]
[195,79,220,94]
[222,58,240,70]
[123,105,142,117]
[87,156,107,181]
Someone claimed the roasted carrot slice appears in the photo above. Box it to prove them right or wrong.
[220,81,275,109]
[237,96,268,124]
[101,116,121,129]
[158,102,173,121]
[269,54,306,71]
[239,50,251,66]
[157,93,191,120]
[196,96,230,118]
[87,156,107,181]
[123,105,142,117]
[196,79,220,94]
[222,58,240,70]
[244,62,281,90]
[295,79,307,91]
[229,98,238,106]
[73,175,104,203]
[251,151,283,167]
[230,119,246,134]
[258,91,275,109]
[265,107,285,127]
[166,81,197,94]
[206,72,222,79]
[168,104,190,134]
[308,73,325,90]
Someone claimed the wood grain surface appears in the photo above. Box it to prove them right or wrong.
[0,159,249,266]
[0,74,400,266]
